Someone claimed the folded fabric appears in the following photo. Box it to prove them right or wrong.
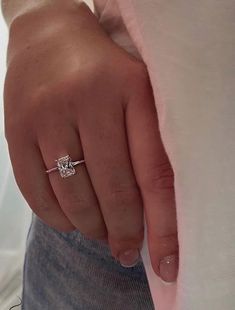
[94,1,235,309]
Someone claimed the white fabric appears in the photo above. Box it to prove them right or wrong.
[0,12,32,310]
[0,133,31,310]
[93,1,235,309]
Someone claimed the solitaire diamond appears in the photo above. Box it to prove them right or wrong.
[56,155,76,178]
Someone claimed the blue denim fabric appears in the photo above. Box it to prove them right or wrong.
[22,213,154,309]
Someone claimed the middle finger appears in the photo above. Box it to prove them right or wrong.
[78,99,144,266]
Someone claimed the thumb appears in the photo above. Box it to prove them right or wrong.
[125,68,178,282]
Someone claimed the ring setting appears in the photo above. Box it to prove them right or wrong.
[45,155,85,178]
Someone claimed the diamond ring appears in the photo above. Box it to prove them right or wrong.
[45,155,85,178]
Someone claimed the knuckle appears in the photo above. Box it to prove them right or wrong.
[30,88,59,118]
[110,221,144,244]
[60,198,107,239]
[143,162,174,193]
[110,225,144,247]
[106,182,141,209]
[157,233,179,249]
[4,92,50,141]
[28,84,58,108]
[109,180,140,196]
[62,197,91,217]
[29,76,81,115]
[124,60,152,103]
[28,86,53,108]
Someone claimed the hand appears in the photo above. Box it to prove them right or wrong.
[4,2,178,282]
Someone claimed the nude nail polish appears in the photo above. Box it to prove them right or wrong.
[159,254,178,283]
[118,249,140,267]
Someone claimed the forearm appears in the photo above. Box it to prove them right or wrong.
[1,0,81,27]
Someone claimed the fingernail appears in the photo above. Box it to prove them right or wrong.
[159,254,178,283]
[118,249,140,267]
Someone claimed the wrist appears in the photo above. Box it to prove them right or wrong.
[7,1,97,64]
[3,0,83,27]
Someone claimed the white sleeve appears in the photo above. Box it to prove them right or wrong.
[95,0,235,309]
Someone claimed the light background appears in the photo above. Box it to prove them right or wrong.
[0,1,94,309]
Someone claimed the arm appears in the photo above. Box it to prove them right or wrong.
[1,0,81,27]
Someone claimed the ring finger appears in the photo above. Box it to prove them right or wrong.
[38,122,107,240]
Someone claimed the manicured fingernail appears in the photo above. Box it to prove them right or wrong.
[159,254,178,283]
[118,249,140,267]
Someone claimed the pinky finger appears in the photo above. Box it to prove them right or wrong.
[8,139,75,232]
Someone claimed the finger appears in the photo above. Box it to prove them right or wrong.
[126,78,178,282]
[78,98,144,267]
[7,134,75,232]
[38,122,108,240]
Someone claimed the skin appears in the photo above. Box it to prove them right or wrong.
[3,1,178,282]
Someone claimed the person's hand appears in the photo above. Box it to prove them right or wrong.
[4,2,178,282]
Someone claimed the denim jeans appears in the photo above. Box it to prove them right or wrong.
[21,213,154,309]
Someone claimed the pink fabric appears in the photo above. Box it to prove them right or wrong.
[93,1,235,309]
